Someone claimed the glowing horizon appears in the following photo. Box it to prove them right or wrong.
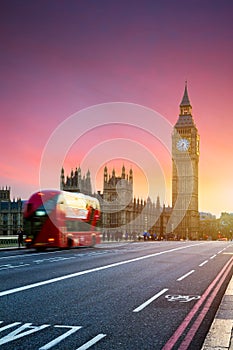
[1,1,232,218]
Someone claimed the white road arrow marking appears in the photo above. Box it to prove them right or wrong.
[75,334,107,350]
[39,325,82,350]
[0,322,50,345]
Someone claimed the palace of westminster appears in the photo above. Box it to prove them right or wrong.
[60,82,200,240]
[0,84,231,239]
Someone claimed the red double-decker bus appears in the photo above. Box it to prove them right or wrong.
[24,190,101,250]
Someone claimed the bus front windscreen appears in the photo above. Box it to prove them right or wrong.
[24,210,48,243]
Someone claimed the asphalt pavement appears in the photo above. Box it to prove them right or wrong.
[1,241,233,349]
[100,242,233,350]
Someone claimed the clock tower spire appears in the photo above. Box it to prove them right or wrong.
[180,81,192,116]
[171,83,200,240]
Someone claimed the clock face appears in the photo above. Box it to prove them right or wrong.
[176,138,190,151]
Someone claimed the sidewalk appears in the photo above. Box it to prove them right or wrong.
[201,274,233,350]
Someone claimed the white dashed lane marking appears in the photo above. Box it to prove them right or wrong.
[199,260,208,267]
[177,270,195,281]
[133,288,168,312]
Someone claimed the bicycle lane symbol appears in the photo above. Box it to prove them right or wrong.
[165,295,201,303]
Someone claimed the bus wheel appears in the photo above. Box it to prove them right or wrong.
[67,237,73,248]
[91,235,96,247]
[36,247,45,252]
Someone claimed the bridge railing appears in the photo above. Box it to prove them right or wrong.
[0,236,18,248]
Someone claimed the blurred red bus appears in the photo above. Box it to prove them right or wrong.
[23,190,101,250]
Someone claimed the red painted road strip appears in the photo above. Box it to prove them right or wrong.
[162,256,233,350]
[179,256,233,349]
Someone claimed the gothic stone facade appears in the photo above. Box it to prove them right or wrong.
[0,187,23,235]
[101,165,163,237]
[60,167,92,195]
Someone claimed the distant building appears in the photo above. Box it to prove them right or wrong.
[0,187,23,235]
[200,212,216,221]
[60,167,92,195]
[100,165,163,237]
[101,165,133,232]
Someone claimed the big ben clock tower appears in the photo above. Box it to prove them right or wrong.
[171,82,200,239]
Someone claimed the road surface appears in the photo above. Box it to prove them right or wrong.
[0,241,232,349]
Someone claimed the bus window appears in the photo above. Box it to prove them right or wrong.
[66,220,91,232]
[78,221,91,232]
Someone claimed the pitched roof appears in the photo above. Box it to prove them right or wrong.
[175,114,195,127]
[180,82,191,106]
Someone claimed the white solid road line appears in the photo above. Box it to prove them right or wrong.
[0,250,60,260]
[133,288,169,312]
[0,243,205,297]
[177,270,195,281]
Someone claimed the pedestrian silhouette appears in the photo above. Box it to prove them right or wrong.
[17,227,24,248]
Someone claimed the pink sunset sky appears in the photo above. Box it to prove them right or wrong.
[0,0,232,218]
